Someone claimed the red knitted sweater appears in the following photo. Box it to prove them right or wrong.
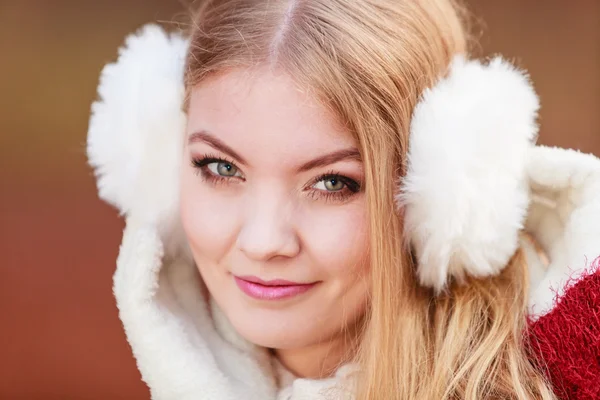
[526,257,600,400]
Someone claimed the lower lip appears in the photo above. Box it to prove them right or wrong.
[234,277,318,300]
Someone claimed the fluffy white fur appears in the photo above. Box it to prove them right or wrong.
[87,24,187,253]
[398,56,539,293]
[525,146,600,318]
[87,24,600,398]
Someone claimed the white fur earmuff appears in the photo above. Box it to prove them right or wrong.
[398,56,540,293]
[87,25,188,242]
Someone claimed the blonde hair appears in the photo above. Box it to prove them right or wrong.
[183,0,556,398]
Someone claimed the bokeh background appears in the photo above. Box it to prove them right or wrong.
[1,1,598,399]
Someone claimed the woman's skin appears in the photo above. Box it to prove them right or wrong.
[180,67,370,378]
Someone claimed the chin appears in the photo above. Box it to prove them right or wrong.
[229,306,325,350]
[212,280,369,351]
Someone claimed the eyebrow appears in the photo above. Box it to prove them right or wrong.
[189,131,248,165]
[297,147,361,172]
[188,130,362,172]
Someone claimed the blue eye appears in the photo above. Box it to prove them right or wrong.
[312,174,360,193]
[308,173,361,202]
[313,177,346,191]
[207,161,241,177]
[191,155,244,183]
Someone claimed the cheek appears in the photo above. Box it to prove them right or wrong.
[280,201,369,347]
[179,168,240,262]
[302,202,369,279]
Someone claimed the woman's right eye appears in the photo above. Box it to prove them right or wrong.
[191,156,244,183]
[206,161,242,177]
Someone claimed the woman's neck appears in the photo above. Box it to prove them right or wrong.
[273,326,361,379]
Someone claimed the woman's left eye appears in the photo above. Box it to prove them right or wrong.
[313,176,346,192]
[309,174,361,202]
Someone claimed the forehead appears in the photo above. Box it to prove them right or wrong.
[186,68,355,159]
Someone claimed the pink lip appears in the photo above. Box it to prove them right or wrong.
[234,276,318,300]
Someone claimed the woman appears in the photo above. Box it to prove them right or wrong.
[87,0,600,398]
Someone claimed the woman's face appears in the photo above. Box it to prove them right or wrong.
[180,68,370,350]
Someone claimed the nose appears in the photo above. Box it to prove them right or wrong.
[236,191,300,262]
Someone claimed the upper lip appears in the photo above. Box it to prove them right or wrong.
[235,275,316,286]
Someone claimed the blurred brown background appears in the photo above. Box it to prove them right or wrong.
[1,1,598,399]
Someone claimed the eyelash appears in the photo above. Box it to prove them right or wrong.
[191,153,241,186]
[190,154,361,202]
[306,171,361,202]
